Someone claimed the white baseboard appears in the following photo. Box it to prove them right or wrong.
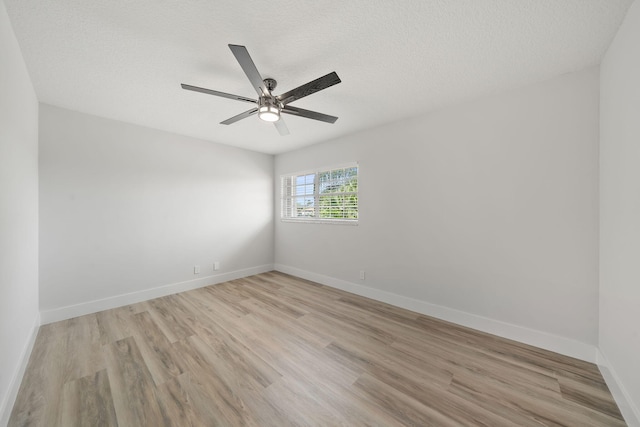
[40,264,274,324]
[274,264,597,363]
[0,313,40,427]
[597,349,640,427]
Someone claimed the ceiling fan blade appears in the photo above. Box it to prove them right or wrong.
[181,84,256,104]
[282,105,338,124]
[277,72,341,105]
[274,118,289,136]
[228,44,268,96]
[220,108,258,125]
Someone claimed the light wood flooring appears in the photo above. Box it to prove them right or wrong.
[9,271,625,426]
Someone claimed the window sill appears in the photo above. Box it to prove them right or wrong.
[280,219,359,226]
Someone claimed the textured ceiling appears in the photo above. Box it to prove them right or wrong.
[4,0,634,154]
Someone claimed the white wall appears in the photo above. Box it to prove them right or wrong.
[0,1,40,424]
[275,67,600,357]
[39,105,274,321]
[600,0,640,423]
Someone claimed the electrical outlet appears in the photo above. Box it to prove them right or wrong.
[214,261,220,271]
[359,270,365,280]
[194,265,200,274]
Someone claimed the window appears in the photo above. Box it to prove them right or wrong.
[281,163,358,224]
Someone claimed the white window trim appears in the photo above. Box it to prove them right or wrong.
[280,218,359,226]
[280,162,359,225]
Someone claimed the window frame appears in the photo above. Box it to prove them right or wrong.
[280,162,359,225]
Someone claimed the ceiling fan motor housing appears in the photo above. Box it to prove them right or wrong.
[263,78,277,92]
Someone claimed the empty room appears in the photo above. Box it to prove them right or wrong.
[1,0,639,425]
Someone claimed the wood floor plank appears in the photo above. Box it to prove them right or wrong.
[324,338,453,389]
[103,336,169,426]
[130,310,186,386]
[239,313,361,388]
[186,286,251,321]
[9,316,105,426]
[9,271,627,426]
[264,375,402,427]
[415,313,604,382]
[61,315,105,382]
[146,296,196,343]
[241,299,332,348]
[353,372,462,426]
[189,315,283,389]
[8,325,66,426]
[450,369,627,427]
[155,372,208,427]
[262,377,342,427]
[294,303,397,346]
[171,293,285,389]
[96,305,138,345]
[328,335,513,426]
[172,336,260,427]
[557,371,625,420]
[60,369,118,427]
[390,336,565,400]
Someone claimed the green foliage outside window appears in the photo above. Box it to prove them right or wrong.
[318,167,358,219]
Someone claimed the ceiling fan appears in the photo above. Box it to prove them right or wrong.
[181,44,342,136]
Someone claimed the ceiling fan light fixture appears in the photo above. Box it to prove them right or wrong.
[259,105,280,122]
[258,97,280,122]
